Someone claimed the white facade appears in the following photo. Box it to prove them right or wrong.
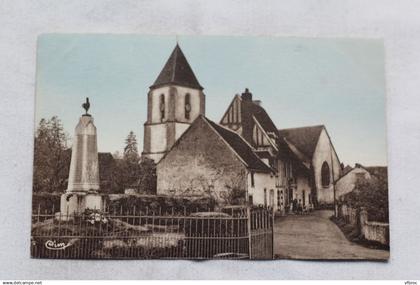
[247,171,279,211]
[312,128,341,204]
[336,167,371,198]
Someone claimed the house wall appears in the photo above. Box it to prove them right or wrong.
[312,128,341,205]
[336,168,372,198]
[247,172,278,211]
[295,174,312,208]
[157,117,248,206]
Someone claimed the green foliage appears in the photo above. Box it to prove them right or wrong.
[343,176,389,222]
[137,157,157,194]
[124,131,139,163]
[33,117,69,193]
[112,131,157,194]
[106,195,216,215]
[32,193,61,213]
[225,187,246,205]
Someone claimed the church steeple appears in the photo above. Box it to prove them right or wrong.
[150,44,203,90]
[143,44,206,162]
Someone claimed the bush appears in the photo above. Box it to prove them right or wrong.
[105,194,216,215]
[342,176,389,222]
[32,192,61,213]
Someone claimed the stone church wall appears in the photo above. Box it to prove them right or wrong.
[157,117,247,206]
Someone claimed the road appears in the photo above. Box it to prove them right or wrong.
[274,210,390,260]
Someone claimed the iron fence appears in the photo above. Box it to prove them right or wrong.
[31,205,273,259]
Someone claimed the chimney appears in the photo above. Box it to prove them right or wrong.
[241,88,252,101]
[355,163,361,168]
[253,100,262,106]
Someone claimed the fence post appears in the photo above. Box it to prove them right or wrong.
[359,207,368,238]
[247,207,252,259]
[271,207,275,259]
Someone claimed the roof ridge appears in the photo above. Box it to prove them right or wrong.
[150,44,203,90]
[204,116,273,172]
[278,124,325,131]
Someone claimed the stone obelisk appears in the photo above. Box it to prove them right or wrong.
[60,98,104,217]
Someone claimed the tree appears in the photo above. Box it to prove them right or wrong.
[112,131,157,194]
[33,116,69,193]
[343,175,389,222]
[137,157,157,194]
[124,131,139,163]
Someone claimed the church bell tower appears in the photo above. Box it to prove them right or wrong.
[142,44,206,162]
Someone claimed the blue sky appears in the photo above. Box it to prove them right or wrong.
[36,35,387,166]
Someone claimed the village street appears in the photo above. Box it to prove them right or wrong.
[273,210,390,260]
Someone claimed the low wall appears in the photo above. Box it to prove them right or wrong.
[359,209,390,246]
[338,204,389,246]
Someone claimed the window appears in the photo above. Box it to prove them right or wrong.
[250,172,255,187]
[269,189,274,207]
[321,161,330,187]
[159,94,165,120]
[277,190,281,207]
[184,93,191,119]
[248,195,253,205]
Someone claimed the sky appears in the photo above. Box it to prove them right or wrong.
[35,35,387,166]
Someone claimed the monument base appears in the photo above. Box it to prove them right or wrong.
[59,192,105,220]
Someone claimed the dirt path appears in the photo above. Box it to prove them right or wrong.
[274,210,389,260]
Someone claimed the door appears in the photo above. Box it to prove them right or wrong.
[269,189,274,208]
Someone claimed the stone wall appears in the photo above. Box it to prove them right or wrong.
[338,204,389,246]
[157,117,248,206]
[359,209,390,246]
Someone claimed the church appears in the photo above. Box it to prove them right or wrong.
[142,44,342,213]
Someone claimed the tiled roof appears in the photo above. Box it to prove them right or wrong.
[150,44,203,90]
[342,165,353,175]
[241,100,279,135]
[278,125,324,159]
[204,117,273,173]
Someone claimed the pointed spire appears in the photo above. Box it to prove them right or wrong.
[150,44,203,90]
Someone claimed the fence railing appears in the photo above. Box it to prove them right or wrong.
[31,206,273,259]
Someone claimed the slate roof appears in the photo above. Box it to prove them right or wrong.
[204,117,273,173]
[150,44,203,90]
[278,125,324,159]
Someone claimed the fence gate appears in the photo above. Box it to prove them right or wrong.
[248,207,274,259]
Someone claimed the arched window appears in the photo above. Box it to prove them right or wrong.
[184,93,191,119]
[321,161,330,187]
[159,94,165,120]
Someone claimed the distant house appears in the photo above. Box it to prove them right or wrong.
[335,164,387,198]
[157,115,278,209]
